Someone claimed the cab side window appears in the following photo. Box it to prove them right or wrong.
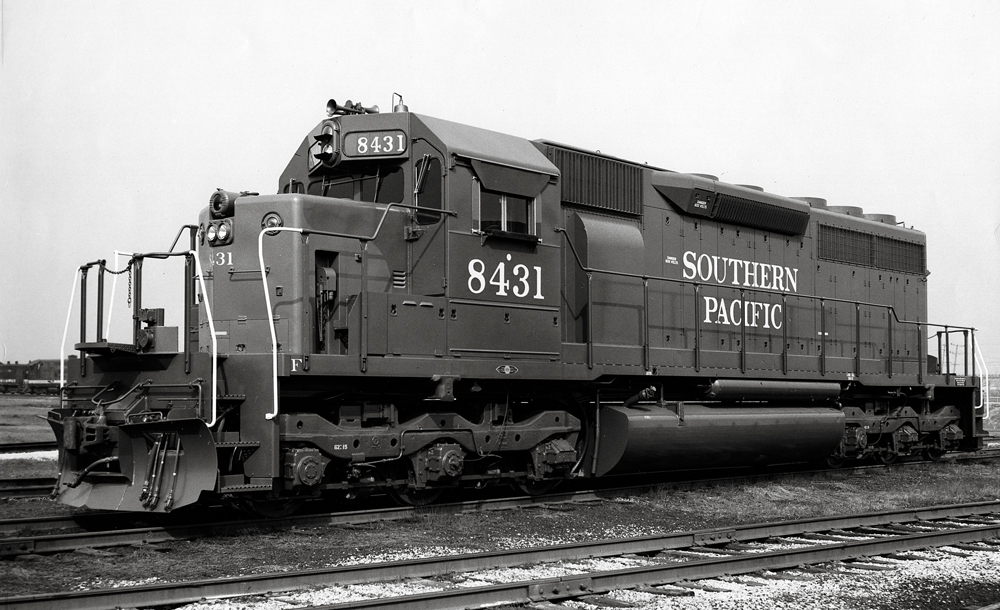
[475,183,535,236]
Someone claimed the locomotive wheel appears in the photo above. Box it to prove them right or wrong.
[877,451,898,465]
[380,463,443,506]
[385,485,443,506]
[824,454,846,469]
[922,447,944,462]
[236,496,305,518]
[513,479,559,496]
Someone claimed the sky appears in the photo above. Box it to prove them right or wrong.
[1,1,999,374]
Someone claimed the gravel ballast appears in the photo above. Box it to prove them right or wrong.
[4,459,1000,609]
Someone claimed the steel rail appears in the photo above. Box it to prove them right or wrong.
[312,523,1000,610]
[0,486,624,557]
[0,512,123,537]
[0,442,57,455]
[0,478,57,500]
[4,449,1000,552]
[2,501,1000,610]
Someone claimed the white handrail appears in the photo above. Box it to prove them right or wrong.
[258,227,304,421]
[59,270,81,389]
[191,249,219,427]
[975,340,990,420]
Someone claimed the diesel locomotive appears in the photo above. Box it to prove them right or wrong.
[1,359,63,394]
[50,97,985,514]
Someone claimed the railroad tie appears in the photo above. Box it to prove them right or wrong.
[951,543,1000,552]
[634,585,694,596]
[578,595,638,608]
[670,580,733,592]
[843,562,897,571]
[753,571,813,581]
[885,552,932,561]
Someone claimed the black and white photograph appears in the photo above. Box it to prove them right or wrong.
[1,1,999,608]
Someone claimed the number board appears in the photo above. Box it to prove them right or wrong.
[342,130,408,158]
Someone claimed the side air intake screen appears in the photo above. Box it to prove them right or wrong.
[544,146,643,216]
[818,224,925,274]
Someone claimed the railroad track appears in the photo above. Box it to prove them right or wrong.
[1,448,997,503]
[0,488,613,557]
[2,500,999,610]
[5,450,1000,552]
[0,477,54,500]
[0,441,57,455]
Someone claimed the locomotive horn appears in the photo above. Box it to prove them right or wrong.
[326,99,379,116]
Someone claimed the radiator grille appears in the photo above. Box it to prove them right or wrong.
[818,225,925,274]
[545,147,643,216]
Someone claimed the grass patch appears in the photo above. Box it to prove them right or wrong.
[0,457,57,479]
[0,396,58,444]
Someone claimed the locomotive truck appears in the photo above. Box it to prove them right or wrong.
[49,97,984,514]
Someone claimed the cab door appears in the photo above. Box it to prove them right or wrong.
[407,143,446,297]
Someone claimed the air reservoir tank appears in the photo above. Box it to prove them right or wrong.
[594,404,845,476]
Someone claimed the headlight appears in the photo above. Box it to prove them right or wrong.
[207,224,218,242]
[310,121,340,170]
[217,222,229,241]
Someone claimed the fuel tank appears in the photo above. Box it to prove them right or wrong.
[594,404,845,476]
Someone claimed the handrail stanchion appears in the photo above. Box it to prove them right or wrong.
[781,294,788,375]
[917,320,924,384]
[132,257,144,347]
[739,288,746,374]
[694,284,702,372]
[184,253,192,374]
[360,240,369,373]
[936,331,943,374]
[819,298,826,376]
[587,272,594,370]
[887,312,893,378]
[60,271,81,390]
[79,266,88,376]
[96,263,105,343]
[944,325,950,377]
[963,330,969,377]
[642,278,650,372]
[854,302,861,376]
[972,330,976,378]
